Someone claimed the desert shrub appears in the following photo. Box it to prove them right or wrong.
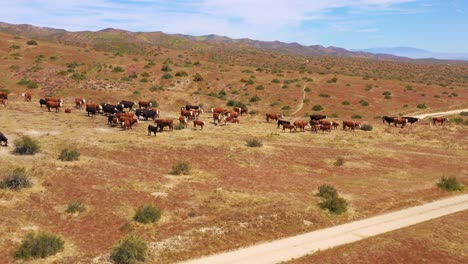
[70,72,86,81]
[249,95,261,102]
[384,95,392,99]
[161,65,172,72]
[150,85,164,92]
[175,71,188,77]
[161,73,173,79]
[333,158,345,167]
[327,77,337,83]
[17,78,30,85]
[58,148,80,161]
[112,66,125,73]
[437,177,463,192]
[249,110,258,115]
[246,138,262,148]
[360,124,373,131]
[317,185,337,199]
[15,232,64,260]
[66,200,85,213]
[227,100,246,108]
[9,44,20,50]
[133,204,161,224]
[271,79,280,83]
[282,105,291,110]
[319,93,330,98]
[121,77,131,81]
[303,99,310,104]
[405,85,413,91]
[352,114,362,119]
[417,103,427,109]
[26,81,39,89]
[320,196,348,214]
[14,136,40,155]
[312,105,323,111]
[1,167,32,190]
[459,112,468,116]
[140,72,150,77]
[382,91,392,96]
[359,100,369,106]
[169,161,191,175]
[174,123,186,130]
[304,87,311,92]
[193,73,203,82]
[255,85,265,90]
[341,101,350,106]
[452,118,463,124]
[365,84,373,91]
[330,112,338,118]
[110,235,147,264]
[26,40,38,45]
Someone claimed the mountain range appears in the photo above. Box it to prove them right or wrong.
[356,47,468,61]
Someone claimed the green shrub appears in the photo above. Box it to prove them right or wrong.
[14,136,40,155]
[359,100,369,106]
[327,77,337,83]
[255,85,265,90]
[175,71,188,77]
[149,100,158,108]
[26,40,38,45]
[333,158,345,167]
[26,81,39,89]
[271,79,280,83]
[312,105,323,111]
[246,138,262,148]
[193,73,203,82]
[249,95,261,102]
[15,232,64,260]
[281,105,291,110]
[227,100,246,108]
[382,91,392,96]
[150,85,164,92]
[365,84,373,91]
[161,65,172,72]
[452,118,463,124]
[405,85,413,91]
[58,148,80,161]
[352,114,362,119]
[437,177,463,192]
[317,185,337,199]
[161,73,173,80]
[66,200,85,213]
[70,72,86,81]
[417,103,427,109]
[360,124,373,131]
[9,44,20,50]
[320,196,348,214]
[459,112,468,116]
[169,161,191,175]
[133,204,162,224]
[341,101,350,105]
[384,95,392,99]
[140,72,150,77]
[112,66,125,73]
[304,87,311,92]
[1,167,32,190]
[111,235,147,264]
[17,78,30,86]
[319,93,330,98]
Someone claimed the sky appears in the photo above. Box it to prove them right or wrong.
[1,0,467,53]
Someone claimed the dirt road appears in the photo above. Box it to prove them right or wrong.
[180,194,468,264]
[412,108,468,119]
[291,86,306,115]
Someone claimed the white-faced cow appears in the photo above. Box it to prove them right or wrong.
[22,92,32,102]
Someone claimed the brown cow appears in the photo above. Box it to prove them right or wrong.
[227,111,239,119]
[75,98,86,109]
[311,124,321,133]
[194,120,205,129]
[294,121,308,132]
[331,121,339,130]
[46,97,63,103]
[319,119,332,126]
[179,116,188,128]
[393,117,407,128]
[22,92,32,102]
[116,112,135,119]
[0,92,8,99]
[282,124,296,132]
[343,121,361,130]
[213,112,226,126]
[0,99,7,107]
[211,107,226,114]
[121,118,138,130]
[138,100,152,109]
[320,124,332,133]
[46,101,62,112]
[233,107,248,115]
[155,119,174,131]
[432,117,449,125]
[266,113,282,123]
[181,108,195,120]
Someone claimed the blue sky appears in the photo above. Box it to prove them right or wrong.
[1,0,467,53]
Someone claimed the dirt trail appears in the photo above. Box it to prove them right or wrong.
[291,87,306,115]
[179,194,468,264]
[412,108,468,119]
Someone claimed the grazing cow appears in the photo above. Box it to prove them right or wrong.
[118,100,135,111]
[65,108,72,113]
[181,109,195,120]
[75,98,86,109]
[282,124,296,132]
[266,113,282,123]
[311,124,321,133]
[193,120,205,129]
[277,119,290,129]
[432,117,449,126]
[310,114,327,121]
[46,101,63,112]
[148,125,158,136]
[179,116,188,128]
[22,92,32,102]
[382,116,395,126]
[186,105,203,113]
[101,104,119,115]
[403,116,419,126]
[0,132,8,146]
[86,103,101,117]
[107,115,115,125]
[294,121,308,132]
[211,107,226,115]
[45,97,63,103]
[213,112,225,125]
[331,121,339,130]
[0,92,8,99]
[154,119,174,132]
[39,99,47,108]
[393,117,407,128]
[135,109,144,120]
[142,109,158,121]
[0,99,7,107]
[320,124,332,133]
[233,106,247,115]
[309,119,320,126]
[138,101,152,109]
[343,120,361,130]
[121,118,138,130]
[227,111,239,119]
[319,119,332,126]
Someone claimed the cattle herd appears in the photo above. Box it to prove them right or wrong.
[0,91,454,145]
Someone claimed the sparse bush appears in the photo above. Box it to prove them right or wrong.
[304,87,311,92]
[133,204,161,224]
[17,78,30,86]
[149,100,158,108]
[112,66,125,73]
[161,65,172,72]
[384,95,392,99]
[249,95,261,102]
[327,77,337,83]
[333,158,345,167]
[174,123,185,130]
[271,79,280,83]
[227,100,246,108]
[9,44,20,50]
[1,167,32,190]
[150,85,164,92]
[352,114,362,119]
[26,40,38,45]
[417,103,427,109]
[342,101,350,105]
[161,73,173,79]
[111,235,147,264]
[14,136,40,155]
[26,81,39,89]
[359,100,369,106]
[175,71,188,77]
[66,200,85,213]
[437,177,463,192]
[452,118,463,124]
[320,196,348,214]
[319,93,330,98]
[405,85,413,91]
[330,112,338,118]
[58,148,80,161]
[312,105,323,111]
[169,161,191,175]
[459,112,468,116]
[246,138,262,148]
[360,124,373,131]
[282,105,291,110]
[382,91,392,96]
[15,232,64,260]
[193,73,203,82]
[255,85,265,90]
[317,185,337,200]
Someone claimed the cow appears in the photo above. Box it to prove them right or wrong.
[393,117,407,128]
[186,105,203,113]
[135,109,144,120]
[233,106,247,115]
[138,101,152,109]
[75,98,86,109]
[22,92,32,102]
[118,100,135,111]
[343,121,361,130]
[64,108,72,113]
[0,99,7,107]
[403,116,419,126]
[320,124,332,133]
[193,120,205,129]
[0,92,8,99]
[148,125,158,136]
[86,103,101,117]
[0,132,7,146]
[319,119,332,126]
[266,113,282,123]
[331,121,339,130]
[282,124,296,132]
[121,118,138,130]
[46,101,63,112]
[227,111,239,119]
[45,97,63,103]
[211,107,226,115]
[382,116,395,126]
[310,115,327,121]
[154,119,174,132]
[179,116,188,128]
[311,124,321,133]
[432,117,449,126]
[227,117,240,123]
[107,115,115,126]
[142,109,158,121]
[277,119,290,129]
[181,109,195,120]
[39,99,47,108]
[101,104,119,115]
[294,121,308,132]
[213,112,225,126]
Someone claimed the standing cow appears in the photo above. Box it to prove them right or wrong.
[22,92,32,102]
[0,132,8,146]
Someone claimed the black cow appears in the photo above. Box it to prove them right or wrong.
[148,125,158,136]
[310,115,327,121]
[382,116,395,125]
[107,114,115,125]
[403,117,419,126]
[116,103,125,112]
[86,104,100,117]
[101,104,119,115]
[0,132,8,146]
[277,119,291,129]
[119,100,135,111]
[142,109,158,121]
[135,109,144,120]
[186,104,201,111]
[39,99,47,108]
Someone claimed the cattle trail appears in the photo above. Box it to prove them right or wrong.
[412,108,468,119]
[291,86,307,115]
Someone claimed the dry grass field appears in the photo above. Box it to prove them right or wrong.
[0,30,467,263]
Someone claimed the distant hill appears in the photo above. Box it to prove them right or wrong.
[357,47,468,61]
